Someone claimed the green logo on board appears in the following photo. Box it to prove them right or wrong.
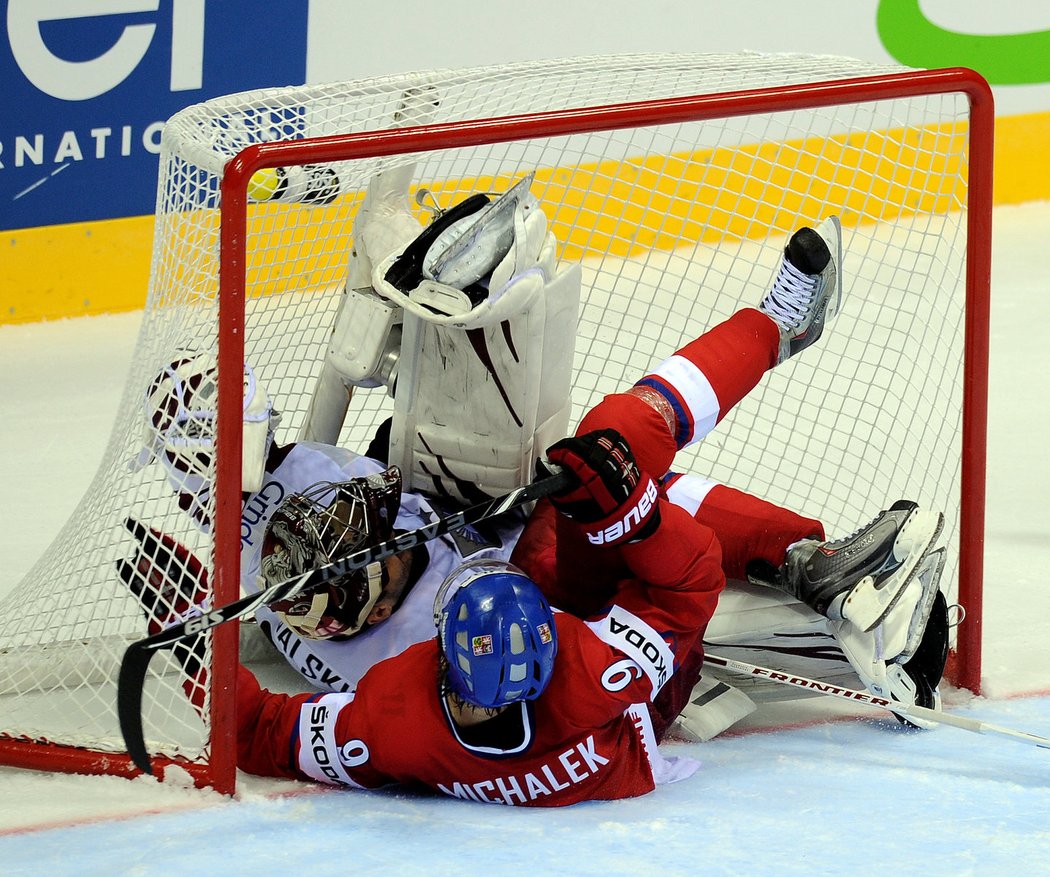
[877,0,1049,84]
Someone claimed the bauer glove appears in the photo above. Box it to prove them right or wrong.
[546,428,660,546]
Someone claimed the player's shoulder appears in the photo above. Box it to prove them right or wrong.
[552,611,603,658]
[554,610,587,633]
[354,638,441,715]
[287,440,368,469]
[269,441,380,487]
[361,637,440,688]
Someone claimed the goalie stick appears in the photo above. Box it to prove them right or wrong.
[705,653,1050,750]
[117,467,572,775]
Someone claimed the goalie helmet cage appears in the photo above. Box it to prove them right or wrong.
[0,54,991,794]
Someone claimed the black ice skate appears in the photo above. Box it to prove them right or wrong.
[748,500,944,632]
[758,215,843,364]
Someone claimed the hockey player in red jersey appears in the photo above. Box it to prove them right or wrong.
[510,216,945,736]
[236,428,723,805]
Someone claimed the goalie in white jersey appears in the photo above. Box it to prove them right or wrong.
[123,362,528,694]
[120,167,952,740]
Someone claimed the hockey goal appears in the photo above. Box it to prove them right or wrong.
[0,54,992,793]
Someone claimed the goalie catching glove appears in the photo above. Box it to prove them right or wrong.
[546,429,660,546]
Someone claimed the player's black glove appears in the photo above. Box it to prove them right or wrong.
[546,428,660,546]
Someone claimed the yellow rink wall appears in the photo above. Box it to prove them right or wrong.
[2,110,1047,326]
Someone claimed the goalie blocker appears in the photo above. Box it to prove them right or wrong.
[303,170,581,504]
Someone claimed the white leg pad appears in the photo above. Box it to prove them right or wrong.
[671,675,757,742]
[299,163,420,443]
[703,581,849,703]
[371,186,581,501]
[382,261,580,500]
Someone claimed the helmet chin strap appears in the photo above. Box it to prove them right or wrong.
[281,591,329,637]
[348,561,386,634]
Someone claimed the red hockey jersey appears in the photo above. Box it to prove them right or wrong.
[236,502,724,806]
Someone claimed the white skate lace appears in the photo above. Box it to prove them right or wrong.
[827,514,877,548]
[760,259,818,330]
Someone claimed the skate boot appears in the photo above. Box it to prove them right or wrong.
[758,215,843,364]
[747,500,944,632]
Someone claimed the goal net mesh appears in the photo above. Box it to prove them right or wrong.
[0,53,985,785]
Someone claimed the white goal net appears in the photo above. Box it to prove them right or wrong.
[0,53,991,791]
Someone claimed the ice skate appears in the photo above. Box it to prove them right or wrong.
[748,500,943,632]
[759,215,843,364]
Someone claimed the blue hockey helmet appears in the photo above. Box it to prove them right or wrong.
[434,559,558,709]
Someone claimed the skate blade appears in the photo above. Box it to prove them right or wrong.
[816,215,843,321]
[840,508,944,632]
[895,547,947,664]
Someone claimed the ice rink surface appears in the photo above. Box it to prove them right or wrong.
[0,203,1047,875]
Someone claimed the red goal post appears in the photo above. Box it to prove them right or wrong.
[0,56,993,794]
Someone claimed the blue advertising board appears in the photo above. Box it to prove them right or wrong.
[1,1,308,231]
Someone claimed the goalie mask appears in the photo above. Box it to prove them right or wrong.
[435,559,558,709]
[262,468,403,640]
[131,353,277,511]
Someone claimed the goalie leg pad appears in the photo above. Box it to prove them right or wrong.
[701,580,857,704]
[300,162,420,443]
[372,179,581,501]
[895,547,948,665]
[702,575,947,731]
[347,163,424,289]
[889,588,950,730]
[830,591,948,731]
[670,675,757,742]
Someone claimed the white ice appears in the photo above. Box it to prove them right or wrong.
[0,203,1047,875]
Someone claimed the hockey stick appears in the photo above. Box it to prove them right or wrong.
[705,653,1050,750]
[117,468,571,774]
